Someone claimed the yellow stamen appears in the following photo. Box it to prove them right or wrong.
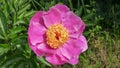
[46,23,69,49]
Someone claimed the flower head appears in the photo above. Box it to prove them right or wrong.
[28,4,88,65]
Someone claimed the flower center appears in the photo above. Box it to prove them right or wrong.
[46,23,69,49]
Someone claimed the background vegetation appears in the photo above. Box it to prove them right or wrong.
[0,0,120,68]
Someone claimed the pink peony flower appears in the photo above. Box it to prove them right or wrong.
[28,4,88,65]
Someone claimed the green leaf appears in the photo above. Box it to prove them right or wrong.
[0,10,8,39]
[75,7,83,16]
[85,21,96,27]
[8,26,26,38]
[18,4,31,16]
[18,12,26,19]
[3,0,10,19]
[83,12,94,20]
[68,0,73,11]
[28,59,38,68]
[32,0,45,10]
[0,44,9,55]
[17,62,26,68]
[11,35,27,45]
[13,60,26,68]
[80,55,89,63]
[0,34,4,39]
[13,20,26,25]
[0,55,23,67]
[37,57,52,67]
[24,11,36,17]
[0,53,6,65]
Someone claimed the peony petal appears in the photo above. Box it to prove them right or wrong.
[67,56,79,65]
[78,35,88,52]
[56,48,68,62]
[60,42,80,60]
[28,11,46,45]
[28,38,45,57]
[43,6,61,28]
[62,11,85,38]
[46,54,66,65]
[54,4,70,13]
[61,35,88,60]
[37,43,58,55]
[37,43,67,65]
[69,32,80,39]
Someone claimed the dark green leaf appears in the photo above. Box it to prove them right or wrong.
[28,59,38,68]
[83,12,94,20]
[0,10,8,39]
[0,44,9,55]
[0,34,4,39]
[11,35,27,45]
[0,56,22,67]
[13,60,26,68]
[0,53,6,65]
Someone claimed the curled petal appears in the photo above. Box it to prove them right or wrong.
[37,43,57,55]
[78,35,88,52]
[56,49,68,62]
[37,43,68,65]
[46,54,66,65]
[28,38,45,57]
[61,35,88,60]
[43,7,61,28]
[28,11,46,45]
[54,4,70,13]
[67,56,79,65]
[62,11,85,38]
